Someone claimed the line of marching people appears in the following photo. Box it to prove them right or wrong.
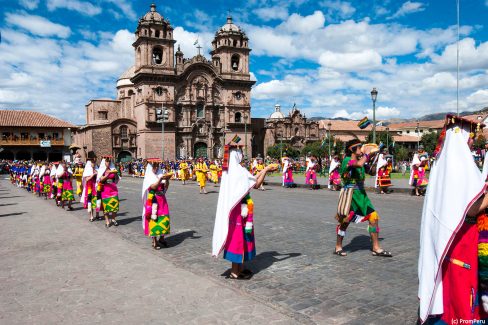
[9,156,121,228]
[10,160,76,209]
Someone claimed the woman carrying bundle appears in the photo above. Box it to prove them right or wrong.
[142,159,172,249]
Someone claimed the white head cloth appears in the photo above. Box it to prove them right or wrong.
[80,161,94,204]
[82,161,94,178]
[329,158,339,174]
[56,164,65,178]
[212,149,256,257]
[418,125,485,322]
[96,159,107,182]
[141,163,164,231]
[50,165,57,177]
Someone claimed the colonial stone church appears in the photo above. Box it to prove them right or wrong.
[73,4,254,161]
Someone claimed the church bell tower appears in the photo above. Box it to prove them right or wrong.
[133,3,175,76]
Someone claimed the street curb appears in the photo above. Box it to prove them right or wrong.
[264,181,414,194]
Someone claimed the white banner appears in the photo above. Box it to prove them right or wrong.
[40,140,51,147]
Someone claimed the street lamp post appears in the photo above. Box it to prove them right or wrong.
[416,120,420,151]
[155,88,169,161]
[371,88,378,144]
[386,127,389,149]
[244,113,249,160]
[278,133,283,159]
[327,122,332,160]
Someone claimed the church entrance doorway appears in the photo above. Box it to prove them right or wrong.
[194,142,208,158]
[117,151,132,162]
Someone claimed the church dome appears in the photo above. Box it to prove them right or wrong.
[116,65,135,88]
[219,16,241,33]
[142,3,163,22]
[269,104,285,119]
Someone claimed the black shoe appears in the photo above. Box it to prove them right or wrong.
[112,220,118,226]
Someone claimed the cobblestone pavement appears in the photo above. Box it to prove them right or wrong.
[265,174,412,189]
[0,176,424,324]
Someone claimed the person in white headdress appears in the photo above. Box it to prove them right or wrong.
[142,159,172,249]
[375,154,391,194]
[328,156,341,191]
[57,161,74,210]
[212,142,278,280]
[50,163,58,200]
[81,160,99,222]
[97,156,120,228]
[418,115,488,323]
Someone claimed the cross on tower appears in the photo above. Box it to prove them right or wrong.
[196,44,202,55]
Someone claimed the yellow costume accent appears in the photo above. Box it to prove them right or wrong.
[195,162,209,188]
[209,164,220,184]
[73,166,84,196]
[256,163,265,174]
[179,162,190,181]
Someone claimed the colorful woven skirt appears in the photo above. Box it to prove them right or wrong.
[62,180,74,201]
[223,205,256,264]
[101,183,119,213]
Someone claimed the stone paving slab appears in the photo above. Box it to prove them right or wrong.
[0,175,424,324]
[0,179,296,325]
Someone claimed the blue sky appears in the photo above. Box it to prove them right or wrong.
[1,0,487,124]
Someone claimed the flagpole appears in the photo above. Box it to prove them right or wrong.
[456,0,460,116]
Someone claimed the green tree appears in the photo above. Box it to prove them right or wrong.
[474,134,486,150]
[366,130,394,148]
[267,143,300,159]
[394,145,409,162]
[301,141,327,158]
[420,131,440,154]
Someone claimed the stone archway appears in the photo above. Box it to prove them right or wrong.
[0,150,14,160]
[194,142,208,158]
[33,151,48,161]
[16,151,31,160]
[117,151,132,162]
[48,152,63,162]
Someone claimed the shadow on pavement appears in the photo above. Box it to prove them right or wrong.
[0,196,22,199]
[0,212,25,217]
[250,251,302,275]
[117,215,140,225]
[0,203,17,207]
[166,230,201,247]
[342,234,384,253]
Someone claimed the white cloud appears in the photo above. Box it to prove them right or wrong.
[19,0,40,10]
[5,13,71,38]
[46,0,102,16]
[319,49,382,71]
[252,75,308,100]
[173,27,213,58]
[106,0,137,20]
[332,106,400,120]
[320,1,356,20]
[389,1,426,19]
[253,6,289,21]
[0,26,135,123]
[278,11,325,34]
[431,38,488,71]
[467,89,488,105]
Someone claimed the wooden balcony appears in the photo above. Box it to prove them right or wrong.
[0,138,65,146]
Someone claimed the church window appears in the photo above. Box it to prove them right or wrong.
[120,126,128,139]
[155,30,160,38]
[196,103,204,118]
[98,111,108,120]
[235,112,242,123]
[231,54,239,71]
[295,127,299,136]
[152,47,163,64]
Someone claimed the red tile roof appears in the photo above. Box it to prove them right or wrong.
[0,110,76,128]
[391,134,420,142]
[387,120,444,129]
[318,119,390,132]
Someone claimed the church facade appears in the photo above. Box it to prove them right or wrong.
[73,4,254,161]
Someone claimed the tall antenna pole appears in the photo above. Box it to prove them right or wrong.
[456,0,460,116]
